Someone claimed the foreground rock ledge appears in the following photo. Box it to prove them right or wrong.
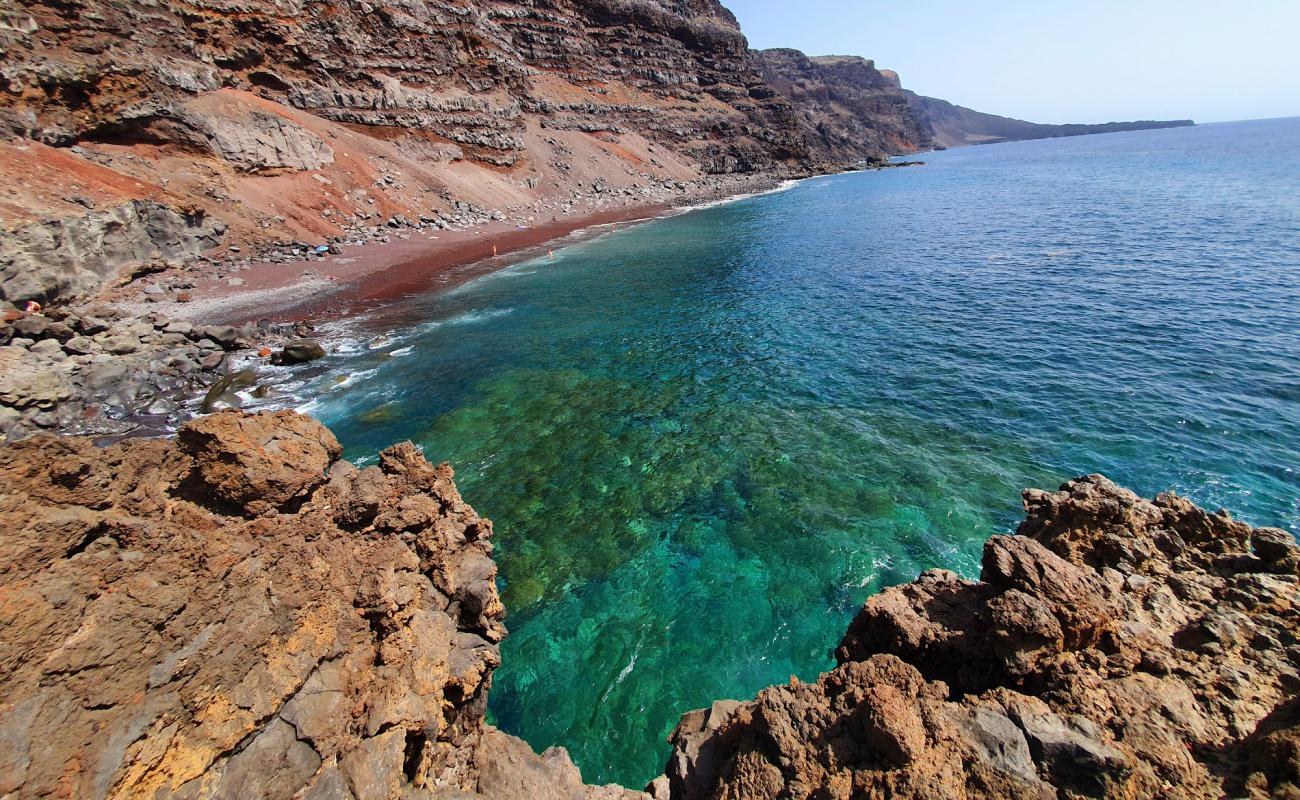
[0,410,638,800]
[0,411,1295,799]
[658,476,1299,800]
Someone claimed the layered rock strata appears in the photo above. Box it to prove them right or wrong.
[0,409,643,799]
[0,0,814,305]
[751,49,932,162]
[658,475,1298,800]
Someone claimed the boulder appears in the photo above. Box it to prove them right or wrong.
[663,476,1299,799]
[0,411,613,800]
[0,201,225,304]
[275,338,327,365]
[176,409,342,515]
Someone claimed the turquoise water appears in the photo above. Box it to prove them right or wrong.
[299,118,1300,787]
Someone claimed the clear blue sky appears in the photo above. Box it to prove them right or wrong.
[725,0,1300,124]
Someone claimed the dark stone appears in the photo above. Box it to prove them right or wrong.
[275,339,326,365]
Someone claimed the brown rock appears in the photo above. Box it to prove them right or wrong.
[662,475,1299,800]
[0,410,629,800]
[177,409,342,515]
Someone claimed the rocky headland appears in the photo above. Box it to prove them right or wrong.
[903,93,1195,149]
[750,49,933,163]
[1,411,1295,799]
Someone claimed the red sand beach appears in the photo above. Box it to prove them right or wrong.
[174,204,670,325]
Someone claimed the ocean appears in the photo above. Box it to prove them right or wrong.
[282,117,1299,786]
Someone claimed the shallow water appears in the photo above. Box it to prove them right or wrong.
[292,118,1299,787]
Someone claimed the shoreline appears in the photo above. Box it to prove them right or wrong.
[0,165,874,444]
[230,204,672,325]
[112,171,812,328]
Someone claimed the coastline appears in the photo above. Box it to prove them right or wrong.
[0,168,818,444]
[106,171,810,328]
[225,204,671,324]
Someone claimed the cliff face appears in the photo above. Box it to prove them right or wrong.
[0,0,804,171]
[751,49,932,162]
[2,413,1296,799]
[905,92,1195,148]
[0,0,812,304]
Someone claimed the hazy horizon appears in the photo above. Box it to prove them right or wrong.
[725,0,1300,125]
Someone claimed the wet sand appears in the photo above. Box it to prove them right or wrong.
[189,204,670,325]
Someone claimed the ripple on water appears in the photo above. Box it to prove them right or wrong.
[301,119,1300,787]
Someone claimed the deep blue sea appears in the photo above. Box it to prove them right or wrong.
[285,117,1299,787]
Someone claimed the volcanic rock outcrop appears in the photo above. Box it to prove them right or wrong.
[0,0,814,305]
[0,410,641,800]
[751,49,932,162]
[656,475,1299,799]
[1,411,1296,799]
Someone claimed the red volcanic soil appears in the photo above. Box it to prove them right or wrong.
[176,203,670,325]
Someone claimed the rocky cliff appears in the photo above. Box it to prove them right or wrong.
[0,0,1202,308]
[0,409,643,799]
[751,49,932,162]
[904,92,1195,148]
[0,0,813,305]
[1,412,1296,799]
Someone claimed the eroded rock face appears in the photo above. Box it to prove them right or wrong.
[660,475,1299,800]
[0,0,807,174]
[752,49,933,162]
[0,410,636,800]
[0,200,225,304]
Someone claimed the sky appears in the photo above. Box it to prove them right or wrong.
[723,0,1300,124]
